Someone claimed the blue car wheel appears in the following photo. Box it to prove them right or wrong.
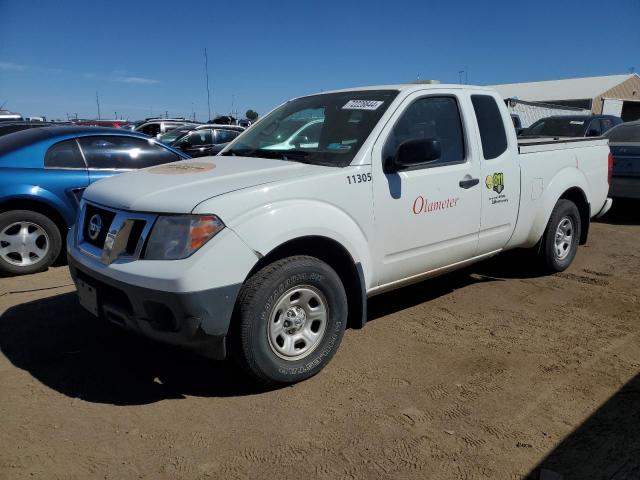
[0,210,62,275]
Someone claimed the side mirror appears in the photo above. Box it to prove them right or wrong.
[385,138,441,173]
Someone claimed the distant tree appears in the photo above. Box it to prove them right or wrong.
[246,109,259,122]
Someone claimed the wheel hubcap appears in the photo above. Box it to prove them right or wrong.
[0,221,50,267]
[268,285,328,361]
[554,216,574,261]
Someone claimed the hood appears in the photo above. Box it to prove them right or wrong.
[83,156,325,213]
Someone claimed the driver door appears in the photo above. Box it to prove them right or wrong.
[371,90,482,287]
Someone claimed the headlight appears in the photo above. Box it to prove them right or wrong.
[144,215,225,260]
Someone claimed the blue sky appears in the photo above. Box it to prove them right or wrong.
[1,0,638,121]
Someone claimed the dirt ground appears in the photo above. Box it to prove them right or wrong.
[0,202,638,480]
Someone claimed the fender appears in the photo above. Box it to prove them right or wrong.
[224,199,375,290]
[510,166,590,249]
[0,183,76,227]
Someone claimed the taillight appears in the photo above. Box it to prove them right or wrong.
[607,151,613,186]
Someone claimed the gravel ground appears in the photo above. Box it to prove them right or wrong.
[0,202,638,480]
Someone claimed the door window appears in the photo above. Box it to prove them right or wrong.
[384,96,465,168]
[139,123,161,137]
[44,139,85,169]
[184,130,212,147]
[586,120,602,137]
[471,95,508,160]
[78,136,181,169]
[214,129,240,144]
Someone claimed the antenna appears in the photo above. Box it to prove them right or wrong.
[0,100,6,110]
[95,91,101,119]
[204,48,212,121]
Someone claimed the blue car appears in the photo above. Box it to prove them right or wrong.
[0,126,189,275]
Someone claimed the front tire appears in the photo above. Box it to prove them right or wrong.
[539,199,581,273]
[232,255,347,385]
[0,210,62,275]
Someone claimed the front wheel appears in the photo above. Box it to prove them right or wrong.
[539,199,581,273]
[232,255,347,385]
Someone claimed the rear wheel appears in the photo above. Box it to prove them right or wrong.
[232,255,347,385]
[0,210,62,275]
[539,199,581,273]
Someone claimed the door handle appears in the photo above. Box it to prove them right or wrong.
[459,178,479,189]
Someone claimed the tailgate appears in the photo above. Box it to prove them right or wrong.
[610,144,640,177]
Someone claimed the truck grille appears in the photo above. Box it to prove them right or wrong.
[77,201,157,265]
[83,204,116,248]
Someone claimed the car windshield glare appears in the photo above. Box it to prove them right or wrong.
[223,90,399,167]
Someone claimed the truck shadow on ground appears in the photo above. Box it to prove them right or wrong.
[0,251,573,405]
[1,266,507,405]
[525,371,640,480]
[0,292,275,404]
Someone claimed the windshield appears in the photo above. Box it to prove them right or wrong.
[159,128,192,145]
[223,90,399,166]
[522,117,588,137]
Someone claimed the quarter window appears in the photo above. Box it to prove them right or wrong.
[471,95,508,160]
[44,139,85,169]
[78,136,181,169]
[385,96,465,167]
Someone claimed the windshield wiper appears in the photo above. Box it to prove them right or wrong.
[223,148,311,163]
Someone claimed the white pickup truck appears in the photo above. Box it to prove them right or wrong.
[67,84,613,384]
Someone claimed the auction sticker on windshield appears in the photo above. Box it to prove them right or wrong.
[342,100,384,110]
[148,162,216,174]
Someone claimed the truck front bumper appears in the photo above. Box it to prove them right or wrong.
[68,255,240,360]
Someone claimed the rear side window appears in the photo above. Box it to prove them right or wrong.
[471,95,508,160]
[44,139,85,169]
[78,136,181,169]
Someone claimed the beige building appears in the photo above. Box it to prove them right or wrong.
[492,74,640,121]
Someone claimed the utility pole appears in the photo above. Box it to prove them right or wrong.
[96,91,101,119]
[204,48,212,121]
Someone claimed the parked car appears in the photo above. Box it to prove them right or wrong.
[67,84,612,385]
[263,118,323,150]
[135,118,201,138]
[0,122,53,137]
[169,124,244,157]
[604,120,640,199]
[0,110,23,122]
[520,115,622,138]
[0,126,188,275]
[75,119,129,128]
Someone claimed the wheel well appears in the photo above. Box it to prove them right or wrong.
[245,236,366,329]
[559,187,589,244]
[0,199,69,250]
